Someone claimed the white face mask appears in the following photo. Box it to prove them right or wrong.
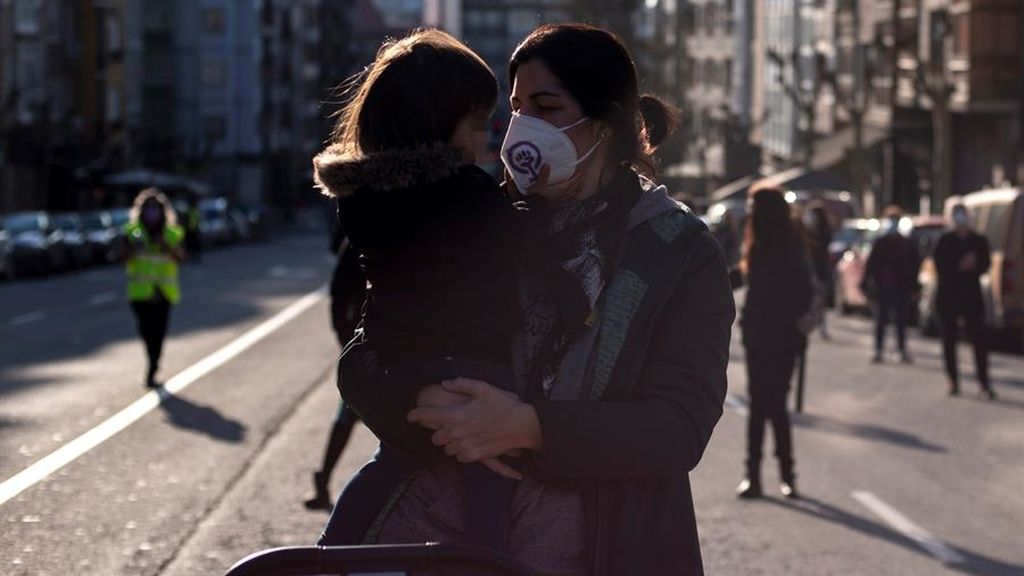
[953,209,970,228]
[499,112,604,194]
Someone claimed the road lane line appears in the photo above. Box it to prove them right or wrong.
[88,291,118,306]
[0,286,327,507]
[724,393,750,416]
[8,311,46,326]
[851,490,965,565]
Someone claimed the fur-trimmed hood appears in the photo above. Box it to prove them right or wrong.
[313,143,466,197]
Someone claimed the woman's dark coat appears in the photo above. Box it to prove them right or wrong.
[337,175,735,575]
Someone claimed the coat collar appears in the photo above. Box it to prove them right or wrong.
[313,143,466,197]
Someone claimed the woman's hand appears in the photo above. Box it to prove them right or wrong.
[416,384,470,408]
[408,378,542,479]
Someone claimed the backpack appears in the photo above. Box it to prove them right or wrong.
[796,257,825,335]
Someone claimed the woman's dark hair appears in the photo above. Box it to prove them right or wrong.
[509,23,680,175]
[741,185,807,273]
[331,29,497,154]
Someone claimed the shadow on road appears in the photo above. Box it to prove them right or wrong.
[0,234,330,399]
[156,389,246,443]
[791,412,947,453]
[763,495,1024,576]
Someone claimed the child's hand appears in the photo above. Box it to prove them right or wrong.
[416,384,469,408]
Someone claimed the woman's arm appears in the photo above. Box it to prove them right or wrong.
[530,233,735,479]
[337,340,441,460]
[410,233,735,480]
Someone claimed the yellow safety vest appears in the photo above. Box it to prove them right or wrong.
[124,222,184,304]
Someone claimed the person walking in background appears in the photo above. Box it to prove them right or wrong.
[862,205,920,364]
[124,188,185,388]
[934,203,996,399]
[737,185,813,500]
[714,211,740,271]
[303,226,367,511]
[805,201,834,340]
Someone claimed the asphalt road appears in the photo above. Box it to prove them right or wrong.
[1,235,1022,575]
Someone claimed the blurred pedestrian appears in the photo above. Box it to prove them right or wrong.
[184,195,202,263]
[303,227,367,511]
[737,185,813,499]
[934,203,996,399]
[862,205,919,364]
[805,201,834,339]
[714,211,740,270]
[124,188,185,388]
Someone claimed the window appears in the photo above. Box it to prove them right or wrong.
[14,0,41,34]
[201,60,227,86]
[203,7,225,33]
[951,12,968,58]
[105,87,122,122]
[105,12,122,52]
[203,115,227,143]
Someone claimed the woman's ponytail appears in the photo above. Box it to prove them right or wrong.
[638,94,681,151]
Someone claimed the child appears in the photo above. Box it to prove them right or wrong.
[312,29,522,549]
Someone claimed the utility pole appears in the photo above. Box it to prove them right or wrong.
[918,8,954,212]
[828,0,874,215]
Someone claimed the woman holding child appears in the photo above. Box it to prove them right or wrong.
[313,24,734,576]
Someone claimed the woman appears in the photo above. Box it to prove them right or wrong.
[736,185,812,500]
[123,188,185,388]
[328,24,734,576]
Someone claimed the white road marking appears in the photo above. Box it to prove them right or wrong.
[88,292,118,306]
[268,265,318,280]
[8,311,46,326]
[0,286,327,507]
[724,393,750,416]
[852,490,965,565]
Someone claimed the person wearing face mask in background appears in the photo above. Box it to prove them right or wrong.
[933,203,996,399]
[862,205,920,364]
[123,188,185,388]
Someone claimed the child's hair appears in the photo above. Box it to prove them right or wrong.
[330,29,498,155]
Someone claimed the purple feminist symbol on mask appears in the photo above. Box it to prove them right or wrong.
[506,141,542,182]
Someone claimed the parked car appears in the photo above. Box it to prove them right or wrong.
[199,197,232,246]
[236,203,271,241]
[0,212,66,277]
[919,188,1024,348]
[832,218,882,315]
[51,213,95,269]
[81,210,124,264]
[227,206,252,242]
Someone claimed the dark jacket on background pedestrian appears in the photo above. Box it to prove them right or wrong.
[934,228,991,316]
[863,226,919,296]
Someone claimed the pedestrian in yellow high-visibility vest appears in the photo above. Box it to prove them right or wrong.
[124,188,185,388]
